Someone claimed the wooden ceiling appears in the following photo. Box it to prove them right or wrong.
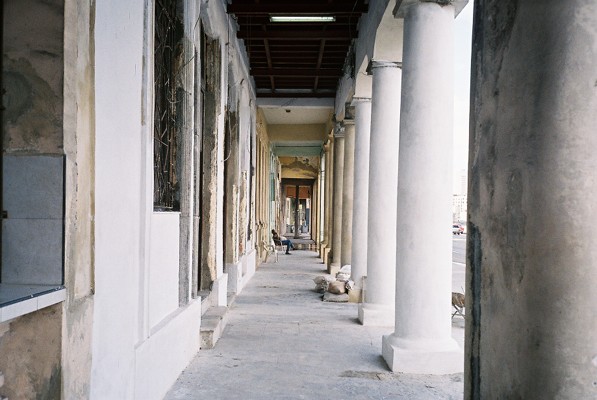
[227,0,369,98]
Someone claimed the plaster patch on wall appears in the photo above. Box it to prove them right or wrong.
[3,58,63,154]
[0,305,62,400]
[279,156,320,179]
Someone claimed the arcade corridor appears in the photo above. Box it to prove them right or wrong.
[165,250,465,400]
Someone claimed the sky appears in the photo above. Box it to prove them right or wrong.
[452,2,473,194]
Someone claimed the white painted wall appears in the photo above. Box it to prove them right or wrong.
[92,1,145,398]
[134,300,201,400]
[92,1,202,399]
[149,213,180,328]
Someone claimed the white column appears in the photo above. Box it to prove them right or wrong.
[349,98,372,302]
[329,130,345,273]
[466,2,597,398]
[340,119,355,267]
[382,1,462,374]
[358,61,401,325]
[322,141,333,265]
[318,153,325,244]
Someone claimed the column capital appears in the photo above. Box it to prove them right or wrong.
[367,60,402,75]
[344,103,356,120]
[351,96,372,105]
[393,0,468,19]
[334,122,345,138]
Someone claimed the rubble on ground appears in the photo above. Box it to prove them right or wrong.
[313,265,355,302]
[328,280,346,294]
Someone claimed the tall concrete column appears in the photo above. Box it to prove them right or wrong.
[349,98,372,302]
[466,2,597,398]
[340,119,355,267]
[293,185,300,239]
[358,61,401,325]
[329,130,345,273]
[311,181,318,241]
[319,154,325,244]
[323,141,334,265]
[320,143,331,261]
[382,1,461,374]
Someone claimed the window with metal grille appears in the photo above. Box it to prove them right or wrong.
[154,0,183,211]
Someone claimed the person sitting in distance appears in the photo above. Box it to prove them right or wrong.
[271,229,294,254]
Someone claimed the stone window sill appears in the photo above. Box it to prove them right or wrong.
[0,284,66,322]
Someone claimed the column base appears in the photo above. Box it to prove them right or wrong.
[319,243,326,260]
[358,303,394,326]
[347,288,362,303]
[225,262,242,294]
[322,247,332,267]
[320,244,330,263]
[382,334,463,374]
[328,263,340,276]
[212,273,229,307]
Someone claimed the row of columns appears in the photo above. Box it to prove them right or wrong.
[323,0,460,374]
[322,0,597,396]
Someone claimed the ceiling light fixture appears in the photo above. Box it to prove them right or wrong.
[270,15,336,23]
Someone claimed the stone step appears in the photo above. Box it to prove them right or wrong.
[199,306,229,350]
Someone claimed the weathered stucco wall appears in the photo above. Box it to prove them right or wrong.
[3,0,64,154]
[466,1,597,398]
[279,156,320,179]
[199,29,222,290]
[0,1,67,398]
[268,124,327,143]
[62,0,96,397]
[0,305,62,400]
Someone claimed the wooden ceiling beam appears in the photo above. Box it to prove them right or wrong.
[238,30,356,40]
[263,38,275,91]
[250,68,342,77]
[243,41,350,48]
[228,4,368,14]
[314,39,326,91]
[256,91,336,98]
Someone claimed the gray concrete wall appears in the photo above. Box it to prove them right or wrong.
[466,1,597,398]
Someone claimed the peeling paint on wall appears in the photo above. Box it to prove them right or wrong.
[0,305,62,400]
[279,156,320,179]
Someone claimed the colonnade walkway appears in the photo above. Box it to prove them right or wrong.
[165,250,464,400]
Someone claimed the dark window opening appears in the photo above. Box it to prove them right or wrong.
[154,0,184,211]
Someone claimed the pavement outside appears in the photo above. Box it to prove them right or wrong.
[165,250,465,400]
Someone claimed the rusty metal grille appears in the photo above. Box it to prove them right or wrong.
[154,0,183,210]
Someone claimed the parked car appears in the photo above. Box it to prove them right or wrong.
[452,223,464,235]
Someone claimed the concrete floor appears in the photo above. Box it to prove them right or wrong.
[165,250,465,400]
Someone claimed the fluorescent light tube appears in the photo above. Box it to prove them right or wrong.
[270,16,336,23]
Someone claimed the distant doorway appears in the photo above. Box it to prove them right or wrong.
[281,179,314,239]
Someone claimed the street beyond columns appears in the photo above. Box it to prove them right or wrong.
[452,234,466,293]
[165,246,465,400]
